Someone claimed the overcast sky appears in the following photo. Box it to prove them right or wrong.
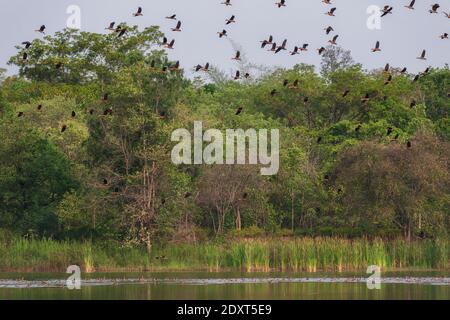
[0,0,448,77]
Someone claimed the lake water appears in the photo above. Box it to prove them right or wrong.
[0,271,448,300]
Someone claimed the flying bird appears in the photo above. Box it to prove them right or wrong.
[218,29,227,38]
[288,79,299,89]
[268,43,277,52]
[35,25,46,34]
[117,28,127,38]
[290,46,300,55]
[22,41,31,49]
[372,41,381,52]
[232,51,241,60]
[361,93,370,103]
[381,6,393,17]
[169,61,180,71]
[275,39,287,53]
[429,4,440,14]
[105,22,115,31]
[384,75,393,85]
[133,7,143,17]
[325,8,336,16]
[260,35,273,48]
[417,50,427,60]
[166,14,177,20]
[162,37,175,49]
[276,0,286,8]
[404,0,415,10]
[299,43,309,51]
[171,21,182,32]
[226,15,236,25]
[328,35,339,45]
[222,0,232,6]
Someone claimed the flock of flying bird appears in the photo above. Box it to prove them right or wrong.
[16,1,450,150]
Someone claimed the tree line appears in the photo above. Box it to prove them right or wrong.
[0,27,448,250]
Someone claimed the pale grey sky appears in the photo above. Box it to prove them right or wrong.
[0,0,448,77]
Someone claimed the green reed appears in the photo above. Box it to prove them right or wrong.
[0,235,448,272]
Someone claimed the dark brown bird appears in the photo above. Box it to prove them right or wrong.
[260,35,273,48]
[384,75,393,85]
[417,50,427,60]
[169,61,180,71]
[328,35,338,45]
[218,29,227,38]
[162,37,175,49]
[22,41,31,49]
[381,6,393,17]
[232,51,241,60]
[404,0,415,10]
[35,25,46,34]
[105,22,115,31]
[225,15,236,25]
[171,21,182,32]
[61,124,67,133]
[235,107,243,115]
[133,7,143,17]
[361,93,370,103]
[372,41,381,52]
[429,4,440,14]
[325,7,336,16]
[276,0,286,8]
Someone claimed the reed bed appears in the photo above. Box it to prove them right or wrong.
[0,236,447,273]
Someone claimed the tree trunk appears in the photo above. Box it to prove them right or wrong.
[235,207,242,231]
[291,193,295,232]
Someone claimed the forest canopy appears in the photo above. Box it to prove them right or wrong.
[1,27,449,249]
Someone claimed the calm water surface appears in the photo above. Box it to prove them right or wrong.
[0,271,448,300]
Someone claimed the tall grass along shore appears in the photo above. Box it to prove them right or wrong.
[0,236,447,273]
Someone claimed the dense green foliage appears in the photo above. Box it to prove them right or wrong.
[1,27,449,250]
